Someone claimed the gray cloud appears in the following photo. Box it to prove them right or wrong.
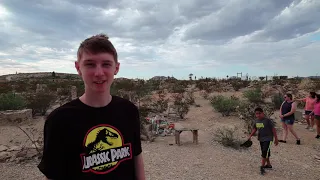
[0,0,319,78]
[183,0,296,42]
[250,0,320,42]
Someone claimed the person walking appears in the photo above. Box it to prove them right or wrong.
[279,93,301,144]
[296,92,316,131]
[248,107,279,175]
[310,94,320,139]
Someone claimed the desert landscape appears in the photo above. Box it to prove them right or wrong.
[0,72,320,180]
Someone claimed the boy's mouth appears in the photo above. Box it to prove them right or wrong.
[94,80,106,84]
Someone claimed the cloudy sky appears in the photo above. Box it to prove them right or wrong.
[0,0,319,79]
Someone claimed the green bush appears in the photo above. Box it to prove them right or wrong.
[271,93,284,109]
[25,92,56,116]
[213,127,241,149]
[0,92,27,111]
[230,80,250,91]
[210,95,240,116]
[243,88,264,104]
[150,90,169,113]
[0,83,12,94]
[172,93,190,119]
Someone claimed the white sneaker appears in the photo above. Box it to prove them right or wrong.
[309,128,314,131]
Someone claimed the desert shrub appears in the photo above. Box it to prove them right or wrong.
[0,83,12,94]
[138,105,155,141]
[74,82,85,96]
[185,91,195,105]
[195,81,211,92]
[12,81,29,92]
[150,90,169,113]
[213,127,241,149]
[271,93,284,109]
[243,88,264,104]
[57,88,70,96]
[200,91,209,99]
[237,102,275,134]
[210,95,240,116]
[145,79,161,91]
[25,92,57,116]
[172,93,190,119]
[130,80,152,107]
[0,92,27,111]
[230,81,242,91]
[271,77,284,86]
[111,79,135,92]
[169,84,186,93]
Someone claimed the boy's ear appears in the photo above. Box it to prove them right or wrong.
[75,61,82,76]
[114,62,120,75]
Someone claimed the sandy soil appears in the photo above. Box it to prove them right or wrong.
[0,92,320,180]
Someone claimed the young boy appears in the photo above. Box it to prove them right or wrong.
[37,34,146,180]
[248,107,279,175]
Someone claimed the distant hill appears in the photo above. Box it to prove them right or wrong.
[0,72,80,81]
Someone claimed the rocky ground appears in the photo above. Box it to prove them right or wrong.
[0,92,320,180]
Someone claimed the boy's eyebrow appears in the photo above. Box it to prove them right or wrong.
[83,59,113,63]
[83,59,94,62]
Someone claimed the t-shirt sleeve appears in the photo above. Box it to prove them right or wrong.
[268,119,275,128]
[132,105,142,156]
[37,112,67,179]
[253,120,257,129]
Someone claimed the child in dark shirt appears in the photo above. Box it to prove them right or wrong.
[248,107,279,175]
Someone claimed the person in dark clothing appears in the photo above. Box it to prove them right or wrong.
[37,34,146,180]
[279,93,300,145]
[248,107,278,175]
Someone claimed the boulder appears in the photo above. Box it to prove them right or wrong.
[0,109,32,124]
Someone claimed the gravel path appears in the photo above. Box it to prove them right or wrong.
[0,93,320,180]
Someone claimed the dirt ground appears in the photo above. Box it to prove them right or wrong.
[0,92,320,180]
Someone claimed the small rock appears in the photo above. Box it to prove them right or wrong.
[0,152,11,162]
[8,146,22,152]
[0,145,8,152]
[314,155,320,160]
[31,143,40,149]
[302,164,309,169]
[15,150,27,158]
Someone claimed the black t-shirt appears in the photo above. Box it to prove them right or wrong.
[37,96,142,180]
[254,118,274,142]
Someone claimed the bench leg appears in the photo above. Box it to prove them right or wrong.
[192,130,198,144]
[195,130,198,144]
[175,131,181,146]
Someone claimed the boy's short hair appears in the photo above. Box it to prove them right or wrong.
[77,33,118,63]
[254,107,263,112]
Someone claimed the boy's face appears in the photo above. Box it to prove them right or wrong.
[255,111,264,119]
[75,51,120,94]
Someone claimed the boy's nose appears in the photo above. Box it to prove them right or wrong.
[94,66,104,76]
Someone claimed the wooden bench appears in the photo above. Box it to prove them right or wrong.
[174,123,199,146]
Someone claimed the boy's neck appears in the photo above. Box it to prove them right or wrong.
[79,91,112,108]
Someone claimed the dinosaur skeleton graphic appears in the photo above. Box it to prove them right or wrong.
[85,128,119,153]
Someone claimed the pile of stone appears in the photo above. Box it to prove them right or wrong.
[0,109,32,124]
[0,144,41,163]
